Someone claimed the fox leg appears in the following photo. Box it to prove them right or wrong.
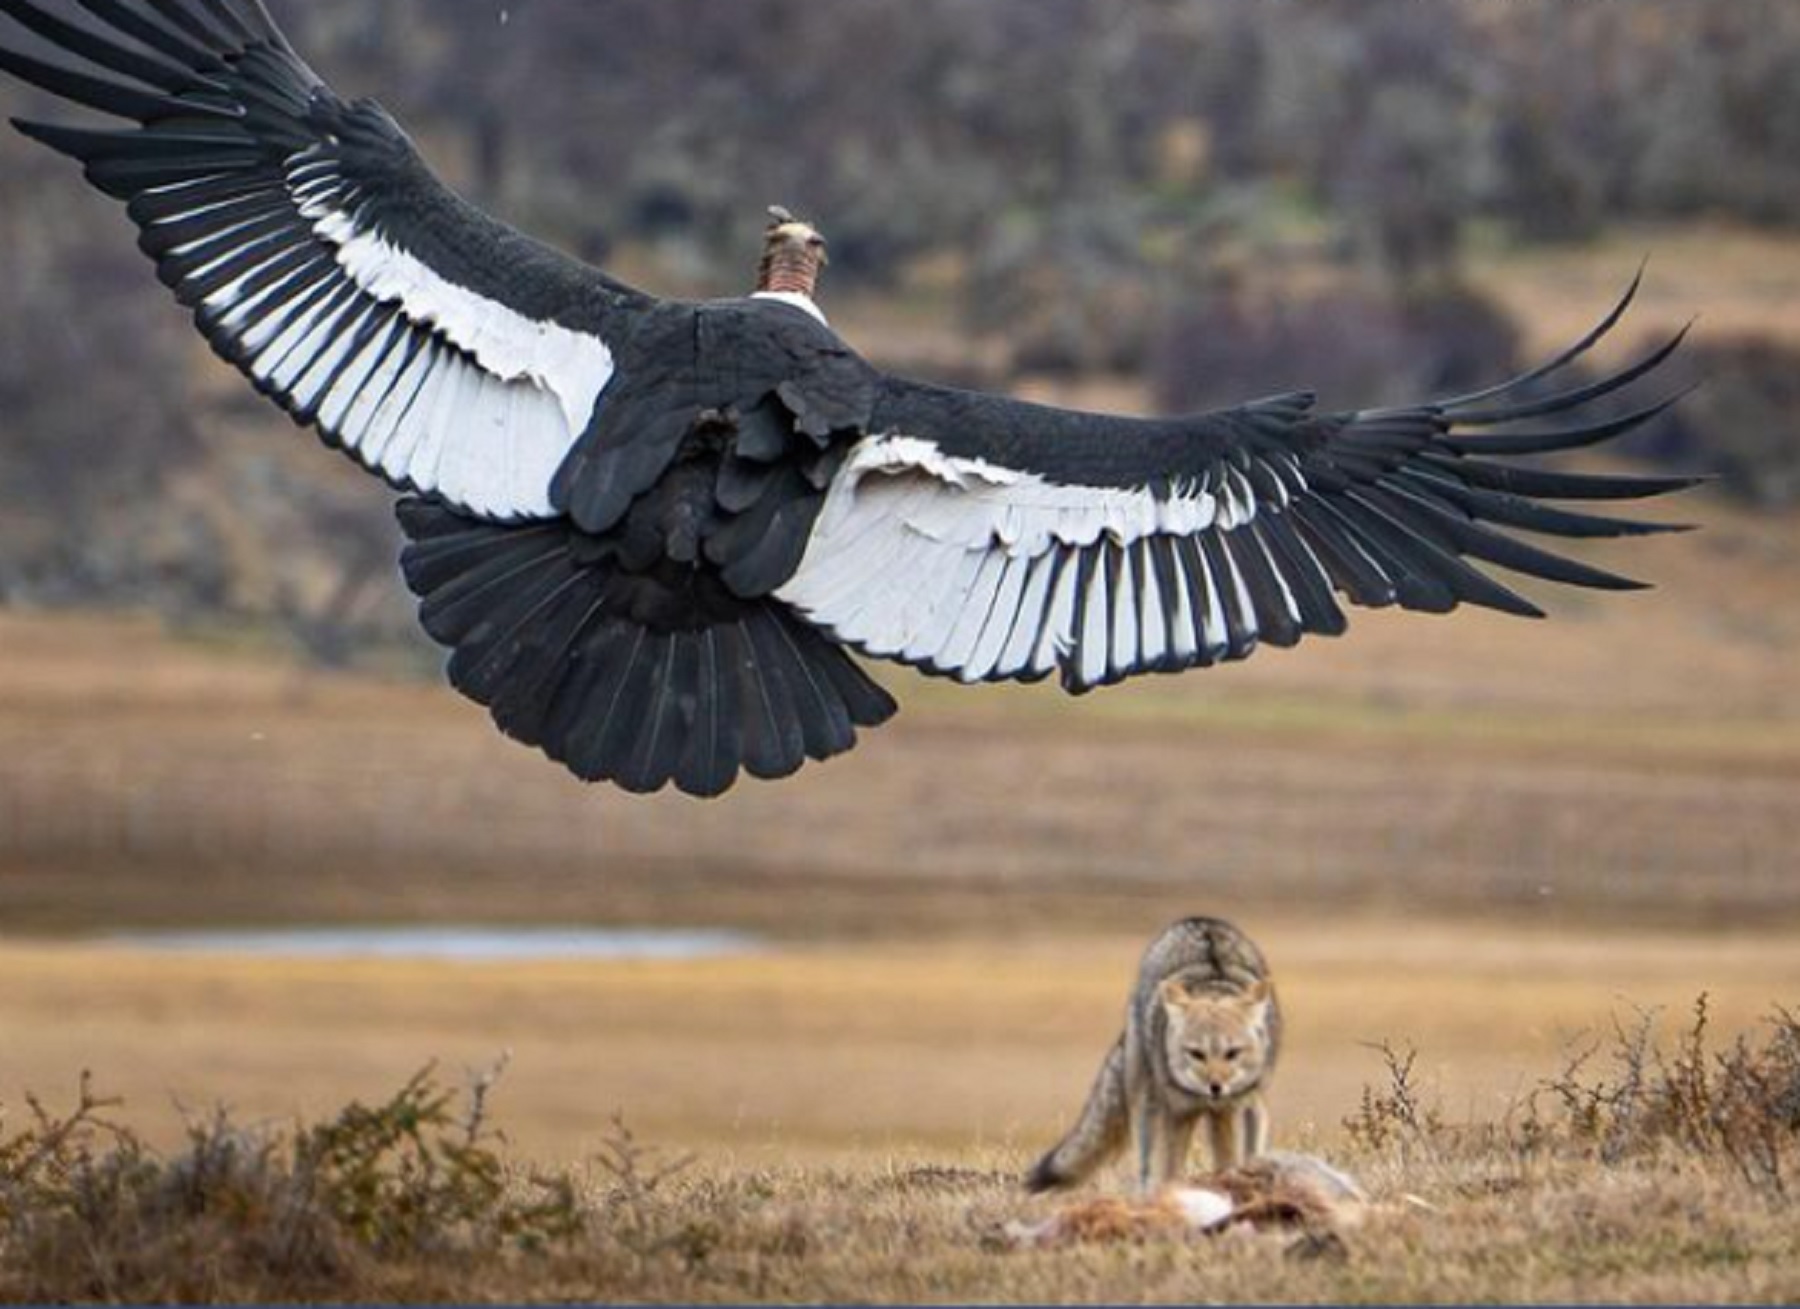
[1131,1090,1160,1193]
[1122,1020,1165,1194]
[1130,1098,1202,1191]
[1241,1093,1271,1159]
[1154,1113,1199,1185]
[1205,1105,1249,1171]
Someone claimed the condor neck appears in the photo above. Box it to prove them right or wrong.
[758,244,822,300]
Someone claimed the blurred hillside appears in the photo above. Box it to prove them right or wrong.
[1,0,1797,661]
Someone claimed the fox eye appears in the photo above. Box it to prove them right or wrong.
[1184,1046,1206,1061]
[1225,1047,1246,1061]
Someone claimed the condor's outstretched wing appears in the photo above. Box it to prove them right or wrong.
[0,0,648,519]
[782,277,1700,692]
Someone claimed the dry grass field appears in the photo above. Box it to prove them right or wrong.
[2,932,1798,1302]
[3,923,1798,1163]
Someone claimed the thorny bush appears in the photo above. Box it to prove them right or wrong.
[1542,995,1800,1197]
[1345,996,1800,1200]
[0,1061,583,1302]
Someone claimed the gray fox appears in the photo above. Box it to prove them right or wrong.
[1026,917,1282,1194]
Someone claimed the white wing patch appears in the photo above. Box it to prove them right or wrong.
[779,432,1285,687]
[309,210,612,439]
[167,150,622,519]
[810,435,1250,553]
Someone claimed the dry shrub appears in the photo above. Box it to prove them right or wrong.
[1544,995,1800,1196]
[589,1113,702,1267]
[0,1063,581,1303]
[1345,997,1800,1205]
[1343,1040,1446,1158]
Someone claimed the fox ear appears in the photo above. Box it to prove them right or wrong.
[1244,979,1273,1005]
[1158,976,1194,1009]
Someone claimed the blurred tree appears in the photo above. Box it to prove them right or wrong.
[1153,271,1521,417]
[0,132,209,606]
[1621,340,1800,510]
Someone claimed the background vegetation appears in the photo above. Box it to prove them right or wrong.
[1,0,1797,656]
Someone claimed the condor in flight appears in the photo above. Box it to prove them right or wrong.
[0,0,1700,796]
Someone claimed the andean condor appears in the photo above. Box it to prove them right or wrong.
[0,0,1702,796]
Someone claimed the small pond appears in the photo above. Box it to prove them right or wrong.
[107,926,761,963]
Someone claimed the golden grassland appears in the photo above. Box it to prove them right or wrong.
[1,933,1798,1303]
[2,922,1798,1165]
[12,1146,1796,1306]
[10,1039,1800,1307]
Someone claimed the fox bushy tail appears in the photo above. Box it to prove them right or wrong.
[1025,1037,1129,1192]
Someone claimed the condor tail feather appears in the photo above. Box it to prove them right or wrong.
[396,499,896,797]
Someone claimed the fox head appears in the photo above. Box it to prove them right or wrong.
[1158,976,1276,1104]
